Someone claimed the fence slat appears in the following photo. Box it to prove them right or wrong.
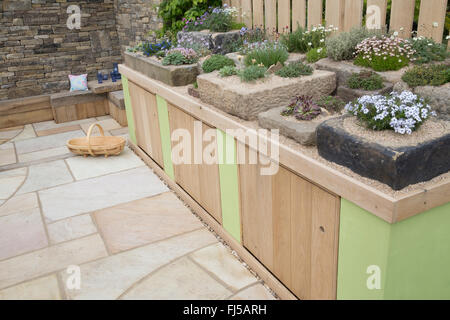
[325,0,345,32]
[343,0,363,32]
[278,0,291,33]
[252,0,264,29]
[390,0,415,38]
[231,0,243,23]
[265,0,277,34]
[292,0,307,30]
[241,0,253,28]
[307,0,323,29]
[417,0,447,43]
[366,0,387,30]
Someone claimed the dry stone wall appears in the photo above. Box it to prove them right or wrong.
[0,0,162,100]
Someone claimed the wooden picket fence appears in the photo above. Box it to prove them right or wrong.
[223,0,448,43]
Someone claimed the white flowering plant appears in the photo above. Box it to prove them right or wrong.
[344,91,436,135]
[354,35,416,71]
[280,24,336,53]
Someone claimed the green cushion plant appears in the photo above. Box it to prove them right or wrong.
[347,71,384,91]
[202,54,235,73]
[238,65,267,82]
[402,64,450,87]
[275,61,313,78]
[218,65,237,77]
[316,95,345,114]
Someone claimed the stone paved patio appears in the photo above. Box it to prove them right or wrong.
[0,116,275,300]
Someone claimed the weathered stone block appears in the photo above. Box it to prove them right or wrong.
[317,116,450,190]
[197,70,336,120]
[394,81,450,116]
[315,58,408,86]
[258,107,335,146]
[177,30,241,54]
[124,51,199,87]
[337,82,393,102]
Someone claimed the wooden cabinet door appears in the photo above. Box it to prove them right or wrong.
[167,103,223,224]
[128,81,164,167]
[239,150,340,299]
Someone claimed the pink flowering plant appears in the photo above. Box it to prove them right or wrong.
[344,91,436,135]
[354,35,416,71]
[162,47,199,65]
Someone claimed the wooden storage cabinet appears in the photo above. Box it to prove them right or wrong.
[239,150,340,300]
[128,81,164,167]
[167,103,223,224]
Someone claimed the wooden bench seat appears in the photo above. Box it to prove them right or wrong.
[50,90,109,123]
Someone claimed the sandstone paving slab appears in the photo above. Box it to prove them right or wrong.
[36,125,81,137]
[0,234,108,290]
[93,192,204,254]
[18,146,72,164]
[0,193,39,218]
[189,243,257,292]
[121,257,232,300]
[39,166,169,222]
[109,127,129,136]
[65,147,144,180]
[15,130,85,155]
[0,275,61,300]
[229,283,276,300]
[80,118,121,134]
[60,228,217,299]
[0,206,48,261]
[47,214,97,244]
[0,167,27,200]
[0,128,22,140]
[33,119,96,132]
[17,160,73,195]
[10,124,36,142]
[0,143,16,166]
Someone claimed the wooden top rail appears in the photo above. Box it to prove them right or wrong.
[119,64,450,224]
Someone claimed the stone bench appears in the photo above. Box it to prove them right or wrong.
[107,90,127,126]
[50,90,109,123]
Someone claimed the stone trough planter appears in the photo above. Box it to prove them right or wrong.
[197,70,336,120]
[124,51,199,86]
[258,107,338,145]
[315,58,408,86]
[316,116,450,190]
[177,30,241,55]
[337,82,393,102]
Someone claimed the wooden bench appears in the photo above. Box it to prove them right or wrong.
[0,95,53,129]
[107,90,127,126]
[50,90,109,124]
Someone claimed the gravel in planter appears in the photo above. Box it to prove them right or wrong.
[124,51,199,86]
[317,116,450,190]
[197,70,336,120]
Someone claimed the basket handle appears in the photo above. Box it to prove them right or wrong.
[86,123,105,156]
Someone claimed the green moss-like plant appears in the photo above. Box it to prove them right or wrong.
[218,65,237,77]
[238,65,267,82]
[202,54,235,73]
[275,61,313,78]
[347,71,384,91]
[402,64,450,87]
